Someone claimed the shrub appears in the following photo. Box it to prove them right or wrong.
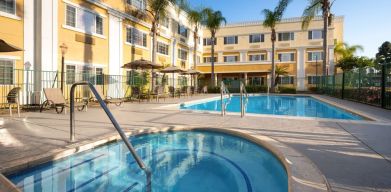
[245,85,268,93]
[308,86,318,93]
[279,86,296,94]
[207,86,220,93]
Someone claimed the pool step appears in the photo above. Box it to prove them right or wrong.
[123,182,139,192]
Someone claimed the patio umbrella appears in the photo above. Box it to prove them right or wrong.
[0,39,23,52]
[160,66,187,89]
[122,59,163,89]
[182,69,202,88]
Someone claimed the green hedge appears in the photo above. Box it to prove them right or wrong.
[245,85,268,93]
[279,86,296,94]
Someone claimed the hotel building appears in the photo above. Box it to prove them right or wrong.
[0,0,343,106]
[199,16,344,91]
[0,0,202,104]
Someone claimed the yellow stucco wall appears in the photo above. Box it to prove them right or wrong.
[58,0,109,72]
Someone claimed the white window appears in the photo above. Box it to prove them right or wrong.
[0,59,14,85]
[278,53,295,62]
[65,5,104,35]
[203,57,217,63]
[249,54,266,61]
[203,38,216,46]
[178,49,188,60]
[157,42,169,55]
[224,56,238,62]
[160,16,170,28]
[278,76,294,84]
[127,0,146,10]
[224,36,238,44]
[66,65,76,84]
[308,30,323,40]
[308,52,323,61]
[249,34,264,43]
[0,0,15,15]
[126,27,147,47]
[178,24,188,38]
[278,32,294,41]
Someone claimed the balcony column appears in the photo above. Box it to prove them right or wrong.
[218,52,223,63]
[296,48,306,91]
[240,51,247,62]
[244,73,248,85]
[266,49,272,61]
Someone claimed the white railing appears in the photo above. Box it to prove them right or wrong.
[240,82,249,118]
[220,81,231,116]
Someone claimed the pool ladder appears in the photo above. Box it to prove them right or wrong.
[220,81,231,116]
[240,82,249,118]
[69,82,151,192]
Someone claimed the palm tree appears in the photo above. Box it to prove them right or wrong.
[262,0,291,92]
[187,8,203,90]
[334,42,364,59]
[146,0,185,90]
[202,8,226,87]
[302,0,335,76]
[274,65,289,86]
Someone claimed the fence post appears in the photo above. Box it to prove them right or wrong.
[381,64,386,108]
[341,72,345,99]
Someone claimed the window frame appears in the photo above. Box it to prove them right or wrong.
[177,24,188,38]
[203,57,217,63]
[65,4,105,36]
[157,41,169,55]
[127,0,147,11]
[95,67,104,85]
[203,38,216,46]
[0,0,16,15]
[224,36,238,45]
[223,55,239,63]
[249,34,264,43]
[248,54,266,62]
[307,51,323,62]
[66,65,76,85]
[308,30,324,40]
[278,32,294,41]
[178,49,188,60]
[126,27,147,47]
[278,52,295,62]
[0,59,15,85]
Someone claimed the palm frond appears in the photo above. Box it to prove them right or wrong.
[301,0,322,29]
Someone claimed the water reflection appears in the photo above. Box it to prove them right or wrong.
[8,131,288,192]
[181,96,362,120]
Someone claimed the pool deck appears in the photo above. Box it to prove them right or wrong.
[1,94,391,192]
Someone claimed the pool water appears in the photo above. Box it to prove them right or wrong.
[180,95,362,120]
[7,131,288,192]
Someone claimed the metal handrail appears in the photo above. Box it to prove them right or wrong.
[70,82,151,191]
[240,82,249,118]
[220,81,230,116]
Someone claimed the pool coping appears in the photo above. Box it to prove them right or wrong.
[172,93,380,123]
[0,126,329,192]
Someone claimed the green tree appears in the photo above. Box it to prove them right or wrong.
[146,0,186,89]
[202,8,226,86]
[274,65,289,86]
[336,56,373,72]
[375,41,391,69]
[262,0,291,92]
[187,8,203,90]
[334,42,364,59]
[302,0,334,76]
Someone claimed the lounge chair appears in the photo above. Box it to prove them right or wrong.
[95,86,124,106]
[201,85,208,94]
[40,88,87,114]
[6,87,21,117]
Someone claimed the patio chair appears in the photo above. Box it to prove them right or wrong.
[6,87,21,117]
[180,86,191,97]
[95,86,124,106]
[131,86,148,102]
[40,88,87,114]
[169,86,179,98]
[149,86,167,102]
[201,85,208,94]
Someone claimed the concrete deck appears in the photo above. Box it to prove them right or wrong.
[1,94,391,192]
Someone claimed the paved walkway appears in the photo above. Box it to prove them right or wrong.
[1,94,391,192]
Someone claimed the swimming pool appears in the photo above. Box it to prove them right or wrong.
[7,131,288,192]
[180,95,363,120]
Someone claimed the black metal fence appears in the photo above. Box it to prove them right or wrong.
[0,69,190,108]
[318,65,391,109]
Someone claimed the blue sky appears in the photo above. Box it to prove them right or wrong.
[187,0,391,57]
